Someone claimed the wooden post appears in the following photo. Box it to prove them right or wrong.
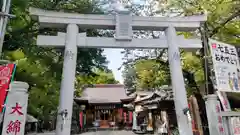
[188,97,195,130]
[192,96,203,135]
[94,110,96,120]
[189,95,204,135]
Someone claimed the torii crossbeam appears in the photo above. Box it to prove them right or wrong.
[37,32,201,49]
[29,7,207,135]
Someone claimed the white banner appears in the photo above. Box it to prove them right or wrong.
[1,82,29,135]
[216,102,225,135]
[216,91,231,111]
[209,39,240,92]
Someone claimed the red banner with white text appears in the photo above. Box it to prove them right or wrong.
[0,64,15,112]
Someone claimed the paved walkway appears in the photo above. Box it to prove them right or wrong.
[32,130,139,135]
[78,130,137,135]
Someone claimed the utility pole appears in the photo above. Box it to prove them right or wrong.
[0,0,15,55]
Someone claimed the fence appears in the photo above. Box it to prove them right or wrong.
[221,112,240,135]
[205,94,240,135]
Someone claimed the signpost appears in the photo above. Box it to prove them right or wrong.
[29,7,207,135]
[209,39,240,92]
[1,81,29,135]
[206,39,240,135]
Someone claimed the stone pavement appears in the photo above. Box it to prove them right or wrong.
[33,130,141,135]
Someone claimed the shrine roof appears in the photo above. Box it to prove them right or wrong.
[26,114,38,123]
[133,86,174,103]
[75,84,134,104]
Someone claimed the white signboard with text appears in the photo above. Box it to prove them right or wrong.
[1,82,29,135]
[209,39,240,92]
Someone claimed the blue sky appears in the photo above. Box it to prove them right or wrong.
[102,0,145,84]
[103,49,124,83]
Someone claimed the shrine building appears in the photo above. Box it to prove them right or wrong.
[74,84,135,130]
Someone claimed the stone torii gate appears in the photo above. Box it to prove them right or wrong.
[29,7,207,135]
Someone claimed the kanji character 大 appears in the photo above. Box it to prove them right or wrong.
[10,103,23,115]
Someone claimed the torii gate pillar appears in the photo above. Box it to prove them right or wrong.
[56,24,78,135]
[166,25,193,134]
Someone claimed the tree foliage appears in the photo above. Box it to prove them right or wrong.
[122,0,239,95]
[2,0,117,124]
[75,69,119,97]
[120,1,239,133]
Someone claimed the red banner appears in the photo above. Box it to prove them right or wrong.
[129,111,133,123]
[0,64,15,112]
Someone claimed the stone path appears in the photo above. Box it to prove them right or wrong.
[33,130,139,135]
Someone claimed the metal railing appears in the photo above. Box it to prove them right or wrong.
[221,111,240,135]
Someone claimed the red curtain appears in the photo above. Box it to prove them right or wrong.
[124,112,127,123]
[79,112,83,129]
[129,111,133,123]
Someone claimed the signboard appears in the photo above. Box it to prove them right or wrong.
[0,64,15,112]
[230,117,240,135]
[94,105,116,110]
[209,39,240,92]
[115,11,132,41]
[1,83,28,135]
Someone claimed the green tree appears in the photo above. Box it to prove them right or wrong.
[75,69,119,97]
[121,0,239,134]
[122,0,239,93]
[2,0,111,127]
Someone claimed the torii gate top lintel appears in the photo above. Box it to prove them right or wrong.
[29,7,207,31]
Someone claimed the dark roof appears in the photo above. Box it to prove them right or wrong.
[75,84,133,104]
[26,114,38,123]
[134,88,174,104]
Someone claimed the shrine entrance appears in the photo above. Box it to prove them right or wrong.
[29,7,206,135]
[100,110,110,121]
[74,84,134,129]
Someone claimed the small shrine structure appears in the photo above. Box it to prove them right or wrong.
[128,86,175,133]
[74,84,135,130]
